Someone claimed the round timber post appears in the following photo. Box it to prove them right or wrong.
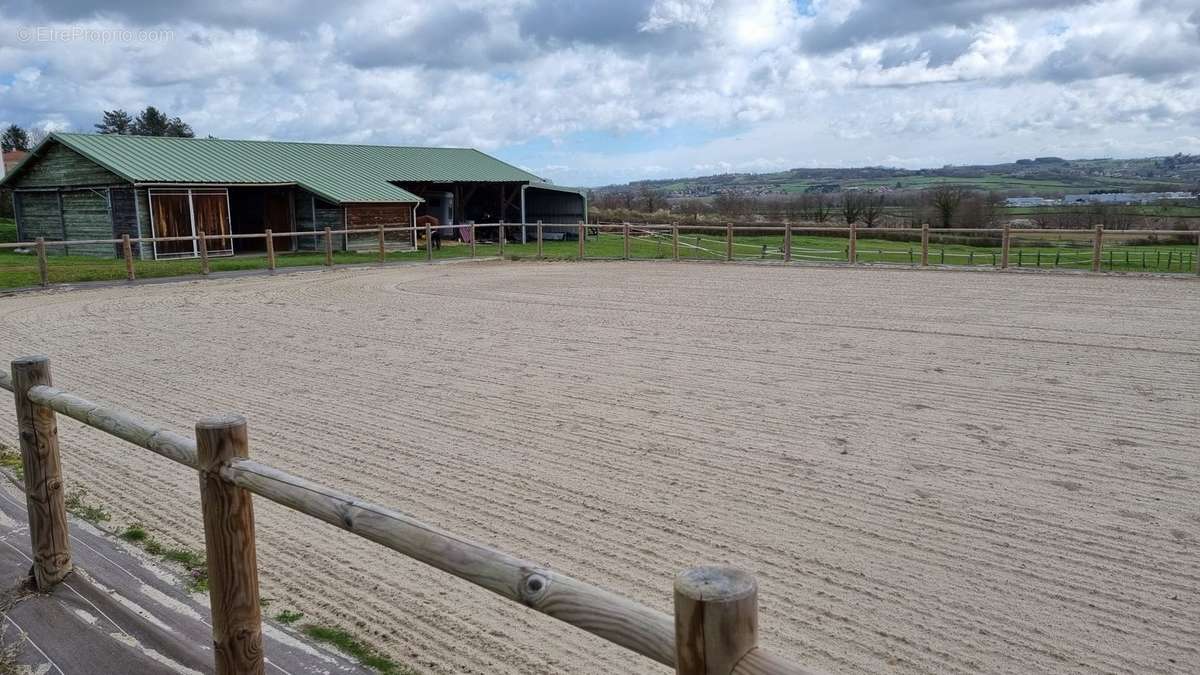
[10,356,72,590]
[674,566,758,675]
[196,414,265,675]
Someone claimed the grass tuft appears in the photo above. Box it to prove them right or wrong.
[119,523,148,542]
[0,445,23,481]
[301,625,417,675]
[64,488,110,524]
[274,609,304,625]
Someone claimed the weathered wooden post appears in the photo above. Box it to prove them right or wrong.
[10,356,72,591]
[674,566,757,675]
[783,221,792,263]
[265,230,276,273]
[578,222,586,259]
[470,222,477,259]
[1195,233,1200,277]
[536,220,544,259]
[377,224,386,263]
[1092,225,1103,272]
[920,224,929,267]
[1000,224,1010,270]
[196,414,264,675]
[848,223,857,265]
[725,223,733,261]
[672,223,680,261]
[323,227,333,267]
[198,230,210,275]
[34,237,49,288]
[498,220,505,257]
[122,235,136,281]
[624,223,631,260]
[425,223,433,262]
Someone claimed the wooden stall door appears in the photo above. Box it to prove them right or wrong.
[192,190,233,255]
[150,192,194,258]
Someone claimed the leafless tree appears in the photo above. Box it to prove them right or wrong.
[840,193,864,226]
[930,185,966,228]
[861,195,884,228]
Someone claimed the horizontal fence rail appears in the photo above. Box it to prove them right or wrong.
[1,359,811,675]
[2,222,1197,291]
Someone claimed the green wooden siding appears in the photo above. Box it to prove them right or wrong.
[8,143,125,189]
[315,206,344,251]
[14,192,62,243]
[61,191,114,256]
[294,192,319,251]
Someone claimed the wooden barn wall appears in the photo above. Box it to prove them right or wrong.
[315,205,344,251]
[345,203,412,250]
[13,192,61,242]
[293,192,319,251]
[135,189,153,259]
[110,188,141,257]
[8,143,124,189]
[61,191,114,256]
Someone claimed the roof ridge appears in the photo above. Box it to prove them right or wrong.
[53,131,476,152]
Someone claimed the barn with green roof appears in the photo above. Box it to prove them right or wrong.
[0,133,586,259]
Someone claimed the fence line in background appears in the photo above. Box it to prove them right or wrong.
[0,360,810,675]
[2,223,1199,290]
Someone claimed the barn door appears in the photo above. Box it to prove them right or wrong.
[149,188,232,259]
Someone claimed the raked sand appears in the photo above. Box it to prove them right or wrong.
[0,261,1197,674]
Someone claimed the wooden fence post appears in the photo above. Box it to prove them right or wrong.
[265,230,276,273]
[624,223,631,260]
[920,224,929,267]
[848,223,857,265]
[537,220,544,259]
[470,222,477,259]
[198,230,210,275]
[35,237,48,288]
[425,223,433,262]
[1092,225,1103,272]
[672,224,680,261]
[122,235,136,281]
[783,221,792,263]
[1195,233,1200,277]
[578,222,585,260]
[725,223,733,261]
[10,356,72,591]
[196,414,264,675]
[323,227,333,267]
[377,224,386,263]
[674,566,757,675]
[498,221,506,257]
[1000,224,1010,269]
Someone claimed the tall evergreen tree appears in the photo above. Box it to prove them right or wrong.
[1,124,30,152]
[95,109,135,135]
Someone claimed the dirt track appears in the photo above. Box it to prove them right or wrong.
[0,261,1197,674]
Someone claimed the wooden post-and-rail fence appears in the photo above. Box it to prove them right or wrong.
[0,358,812,675]
[7,225,1200,290]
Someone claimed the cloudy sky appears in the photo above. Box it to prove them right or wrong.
[1,0,1198,186]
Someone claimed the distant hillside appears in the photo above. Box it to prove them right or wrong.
[598,154,1200,198]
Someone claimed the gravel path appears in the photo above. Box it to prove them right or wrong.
[0,262,1197,674]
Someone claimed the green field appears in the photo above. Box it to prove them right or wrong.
[0,218,15,243]
[1,229,1195,290]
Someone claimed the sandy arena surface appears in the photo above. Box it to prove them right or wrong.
[0,261,1197,674]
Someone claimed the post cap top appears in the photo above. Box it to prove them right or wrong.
[196,413,247,430]
[675,566,757,601]
[11,355,50,366]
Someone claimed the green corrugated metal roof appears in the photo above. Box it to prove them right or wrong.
[6,133,549,204]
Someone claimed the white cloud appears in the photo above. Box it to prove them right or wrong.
[0,0,1197,185]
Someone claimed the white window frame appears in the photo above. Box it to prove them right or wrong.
[148,187,235,260]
